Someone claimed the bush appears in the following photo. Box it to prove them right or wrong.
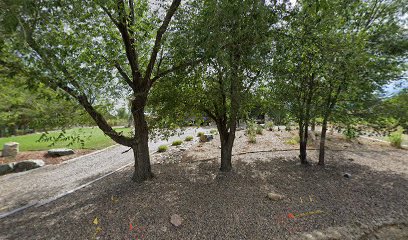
[343,126,358,140]
[285,123,293,131]
[210,129,218,135]
[256,125,263,135]
[185,136,193,141]
[157,145,168,152]
[197,132,205,137]
[389,127,403,148]
[172,140,183,146]
[265,121,274,131]
[286,135,300,145]
[246,120,258,143]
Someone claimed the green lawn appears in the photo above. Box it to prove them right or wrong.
[0,127,133,151]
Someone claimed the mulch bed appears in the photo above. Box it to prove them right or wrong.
[1,148,407,239]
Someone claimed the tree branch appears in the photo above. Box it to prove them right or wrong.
[150,58,202,86]
[144,0,181,84]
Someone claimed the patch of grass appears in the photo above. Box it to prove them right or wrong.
[197,132,205,137]
[172,140,183,146]
[389,127,403,148]
[185,136,194,141]
[0,127,132,151]
[286,136,300,145]
[157,145,168,152]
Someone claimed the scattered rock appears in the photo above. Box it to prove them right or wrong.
[170,214,183,227]
[180,148,187,151]
[199,134,214,142]
[48,148,75,157]
[14,160,45,172]
[267,192,285,201]
[0,163,14,175]
[343,173,352,178]
[161,226,168,232]
[2,142,19,157]
[348,158,354,162]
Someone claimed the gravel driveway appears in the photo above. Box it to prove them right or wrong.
[0,127,206,218]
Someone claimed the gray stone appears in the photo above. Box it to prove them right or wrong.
[14,160,45,172]
[267,192,285,201]
[0,163,15,175]
[2,142,19,157]
[170,214,182,227]
[48,148,74,157]
[343,173,352,178]
[199,134,214,142]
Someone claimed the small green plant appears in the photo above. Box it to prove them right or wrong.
[265,121,274,131]
[246,119,258,143]
[210,129,218,135]
[157,145,168,152]
[256,125,263,135]
[286,135,300,145]
[172,140,183,146]
[343,126,358,140]
[185,136,193,141]
[197,132,205,137]
[389,127,403,148]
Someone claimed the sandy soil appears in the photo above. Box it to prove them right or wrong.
[1,129,407,240]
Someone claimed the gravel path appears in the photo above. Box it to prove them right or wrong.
[0,127,205,218]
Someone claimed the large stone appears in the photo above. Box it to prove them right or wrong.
[48,148,74,157]
[267,192,285,201]
[0,163,15,176]
[2,142,19,157]
[14,160,45,172]
[170,214,183,227]
[199,134,214,142]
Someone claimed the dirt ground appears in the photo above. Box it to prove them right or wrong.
[1,129,407,239]
[0,149,93,165]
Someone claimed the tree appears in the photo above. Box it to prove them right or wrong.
[1,0,199,182]
[149,0,274,171]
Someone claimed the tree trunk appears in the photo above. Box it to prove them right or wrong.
[311,119,316,131]
[318,117,328,166]
[131,98,153,182]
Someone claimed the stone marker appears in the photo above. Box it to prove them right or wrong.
[48,148,75,157]
[14,160,45,172]
[170,214,183,227]
[2,142,19,157]
[267,192,285,201]
[0,163,15,176]
[199,134,214,142]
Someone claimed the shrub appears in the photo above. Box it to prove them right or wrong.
[197,132,205,137]
[286,136,300,145]
[157,145,168,152]
[265,121,274,131]
[172,140,183,146]
[389,127,403,148]
[210,129,218,135]
[185,136,193,141]
[256,125,263,135]
[343,126,358,140]
[246,120,258,143]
